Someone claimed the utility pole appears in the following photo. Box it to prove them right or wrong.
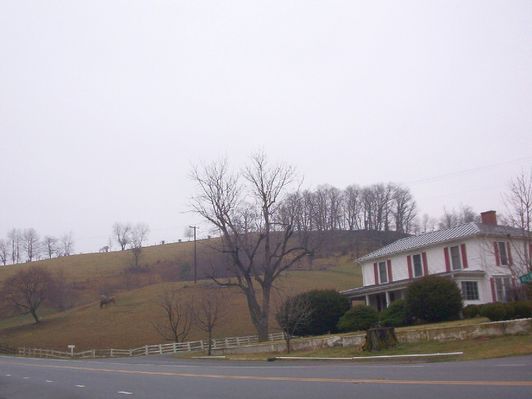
[189,225,198,284]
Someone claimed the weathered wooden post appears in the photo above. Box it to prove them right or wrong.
[363,327,398,352]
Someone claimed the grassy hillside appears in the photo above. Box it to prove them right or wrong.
[0,259,360,350]
[0,230,402,350]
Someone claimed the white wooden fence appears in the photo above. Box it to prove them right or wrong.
[16,332,286,360]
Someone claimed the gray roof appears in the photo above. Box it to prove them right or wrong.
[357,222,526,263]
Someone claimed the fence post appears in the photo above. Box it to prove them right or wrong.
[200,340,205,351]
[159,344,162,354]
[145,345,148,356]
[110,349,114,357]
[173,342,177,353]
[186,341,191,351]
[92,349,96,358]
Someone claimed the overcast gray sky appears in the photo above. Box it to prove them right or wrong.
[1,1,531,253]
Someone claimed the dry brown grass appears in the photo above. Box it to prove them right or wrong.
[226,333,532,361]
[0,253,361,350]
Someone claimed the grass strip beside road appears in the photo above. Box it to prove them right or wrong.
[223,334,532,362]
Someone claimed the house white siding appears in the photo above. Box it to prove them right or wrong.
[348,227,529,309]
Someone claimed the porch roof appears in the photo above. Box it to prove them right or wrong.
[340,270,486,299]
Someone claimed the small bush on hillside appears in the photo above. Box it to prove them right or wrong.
[480,303,509,321]
[293,289,350,336]
[337,305,379,332]
[405,276,463,323]
[463,304,482,319]
[380,299,411,327]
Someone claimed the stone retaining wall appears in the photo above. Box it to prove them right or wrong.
[213,318,531,355]
[396,318,531,343]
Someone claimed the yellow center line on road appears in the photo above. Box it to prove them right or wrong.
[1,360,531,387]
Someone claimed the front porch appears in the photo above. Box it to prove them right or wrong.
[341,270,487,310]
[342,280,409,311]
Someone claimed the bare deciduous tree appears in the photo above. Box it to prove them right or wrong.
[59,232,74,256]
[152,288,192,342]
[2,267,52,323]
[22,228,40,262]
[390,185,417,233]
[129,223,150,268]
[7,228,21,264]
[0,239,7,266]
[184,226,194,241]
[113,223,132,251]
[191,153,312,340]
[344,184,362,231]
[42,235,58,259]
[361,184,394,231]
[417,213,437,234]
[439,205,478,229]
[503,170,532,273]
[275,294,312,353]
[192,289,229,355]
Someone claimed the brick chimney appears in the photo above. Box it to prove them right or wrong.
[480,210,497,225]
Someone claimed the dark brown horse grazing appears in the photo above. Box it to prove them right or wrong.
[100,295,116,308]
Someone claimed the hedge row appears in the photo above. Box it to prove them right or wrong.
[463,301,532,321]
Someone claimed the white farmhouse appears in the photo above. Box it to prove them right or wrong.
[342,211,531,310]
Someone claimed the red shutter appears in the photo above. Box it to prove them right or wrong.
[387,259,392,282]
[374,262,379,285]
[444,247,451,272]
[460,244,468,268]
[422,252,429,275]
[506,242,513,266]
[493,242,500,266]
[407,255,413,279]
[490,277,496,302]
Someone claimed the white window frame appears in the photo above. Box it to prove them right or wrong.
[494,276,511,302]
[461,281,479,301]
[450,245,462,270]
[378,261,388,284]
[412,254,423,277]
[497,241,509,266]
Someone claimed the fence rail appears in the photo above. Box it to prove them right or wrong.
[0,344,17,355]
[15,332,286,360]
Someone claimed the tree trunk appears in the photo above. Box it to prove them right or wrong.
[243,286,270,341]
[363,327,397,352]
[30,309,40,324]
[256,315,269,342]
[207,330,212,356]
[258,285,271,341]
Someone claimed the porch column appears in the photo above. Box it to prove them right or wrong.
[365,295,370,306]
[385,291,390,308]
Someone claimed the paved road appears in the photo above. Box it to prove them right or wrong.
[0,354,531,398]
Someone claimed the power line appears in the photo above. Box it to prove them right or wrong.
[406,155,532,186]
